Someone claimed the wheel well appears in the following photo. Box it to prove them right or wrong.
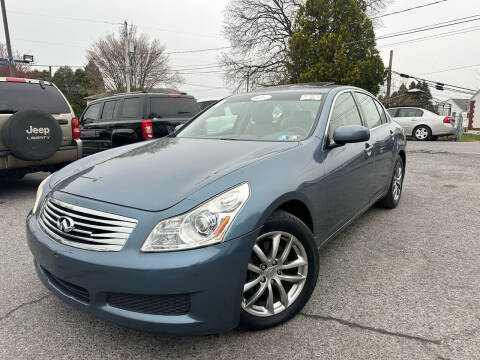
[398,150,406,169]
[276,200,313,232]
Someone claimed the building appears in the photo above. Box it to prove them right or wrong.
[468,90,480,130]
[436,98,470,119]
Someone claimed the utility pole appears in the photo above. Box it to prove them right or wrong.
[124,21,131,93]
[1,0,14,76]
[386,50,393,104]
[49,65,52,80]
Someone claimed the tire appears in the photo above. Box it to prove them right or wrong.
[413,125,432,141]
[239,210,319,331]
[376,155,405,209]
[431,135,438,141]
[2,110,63,161]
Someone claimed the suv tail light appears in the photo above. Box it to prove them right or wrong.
[443,116,451,124]
[71,118,81,139]
[6,77,26,83]
[142,120,154,139]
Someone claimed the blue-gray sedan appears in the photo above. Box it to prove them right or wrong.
[27,85,406,334]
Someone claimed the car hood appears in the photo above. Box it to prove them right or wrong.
[53,137,298,211]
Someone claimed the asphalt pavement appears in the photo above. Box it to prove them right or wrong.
[1,141,479,359]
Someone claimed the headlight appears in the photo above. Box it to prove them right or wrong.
[32,174,52,214]
[141,183,250,252]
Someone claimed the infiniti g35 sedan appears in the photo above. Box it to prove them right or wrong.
[27,84,406,334]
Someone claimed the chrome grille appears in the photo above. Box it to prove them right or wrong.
[39,197,138,252]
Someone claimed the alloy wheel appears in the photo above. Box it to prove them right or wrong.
[242,231,308,317]
[392,163,403,201]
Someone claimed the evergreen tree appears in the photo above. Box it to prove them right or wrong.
[288,0,385,94]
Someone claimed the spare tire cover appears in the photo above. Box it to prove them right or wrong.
[2,110,63,161]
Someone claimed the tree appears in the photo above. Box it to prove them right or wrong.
[26,69,51,80]
[221,0,390,91]
[87,26,181,92]
[0,42,29,77]
[84,60,105,95]
[379,81,435,112]
[288,0,385,94]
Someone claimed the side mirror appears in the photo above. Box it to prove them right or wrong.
[333,125,370,145]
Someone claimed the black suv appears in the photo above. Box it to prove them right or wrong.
[79,92,200,156]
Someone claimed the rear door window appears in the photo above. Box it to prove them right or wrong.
[355,92,382,129]
[101,100,119,121]
[0,82,70,114]
[149,97,199,118]
[121,97,141,118]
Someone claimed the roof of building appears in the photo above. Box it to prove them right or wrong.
[438,98,470,112]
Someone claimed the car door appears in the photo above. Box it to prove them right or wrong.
[319,91,375,238]
[396,108,422,135]
[354,92,394,198]
[79,102,102,156]
[96,99,121,151]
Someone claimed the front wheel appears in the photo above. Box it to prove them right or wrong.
[239,210,319,330]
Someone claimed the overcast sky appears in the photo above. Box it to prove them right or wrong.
[2,0,479,101]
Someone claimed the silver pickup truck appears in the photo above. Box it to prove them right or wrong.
[0,77,82,179]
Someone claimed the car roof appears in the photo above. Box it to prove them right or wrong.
[88,92,196,105]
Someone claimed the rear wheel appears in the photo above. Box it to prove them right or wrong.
[239,210,319,330]
[376,156,404,209]
[413,125,432,141]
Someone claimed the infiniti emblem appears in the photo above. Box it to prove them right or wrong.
[57,216,75,233]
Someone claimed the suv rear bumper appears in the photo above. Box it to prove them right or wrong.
[0,139,82,171]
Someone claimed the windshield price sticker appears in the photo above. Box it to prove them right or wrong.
[300,94,322,101]
[251,95,272,101]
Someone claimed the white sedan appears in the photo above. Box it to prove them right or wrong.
[387,107,456,141]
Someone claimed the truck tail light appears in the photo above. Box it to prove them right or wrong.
[443,116,451,124]
[71,118,81,139]
[142,120,154,139]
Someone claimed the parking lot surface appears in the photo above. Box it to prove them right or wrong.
[1,141,479,360]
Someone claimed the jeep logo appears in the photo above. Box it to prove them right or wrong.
[26,126,50,135]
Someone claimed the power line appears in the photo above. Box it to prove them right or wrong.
[419,63,480,76]
[167,46,232,55]
[378,25,480,48]
[392,70,476,93]
[9,10,122,25]
[372,0,448,19]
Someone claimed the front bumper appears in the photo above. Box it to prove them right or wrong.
[26,212,256,335]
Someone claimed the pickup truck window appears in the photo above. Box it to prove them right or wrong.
[0,82,70,114]
[149,97,199,118]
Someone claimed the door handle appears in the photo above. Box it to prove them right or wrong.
[364,142,373,157]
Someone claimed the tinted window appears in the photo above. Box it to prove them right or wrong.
[328,92,362,139]
[397,108,423,117]
[101,100,118,120]
[0,82,70,114]
[374,99,388,124]
[121,98,141,118]
[387,108,397,117]
[82,103,101,124]
[150,97,199,118]
[355,92,382,129]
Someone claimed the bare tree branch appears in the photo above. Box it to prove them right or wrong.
[87,26,182,92]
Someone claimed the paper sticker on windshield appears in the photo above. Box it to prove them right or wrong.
[251,95,272,101]
[277,135,299,141]
[300,94,322,101]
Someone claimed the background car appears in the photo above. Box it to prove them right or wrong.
[27,85,406,335]
[197,96,223,111]
[79,92,200,156]
[387,106,456,141]
[0,77,82,180]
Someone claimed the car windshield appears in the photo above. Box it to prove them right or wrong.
[177,92,324,141]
